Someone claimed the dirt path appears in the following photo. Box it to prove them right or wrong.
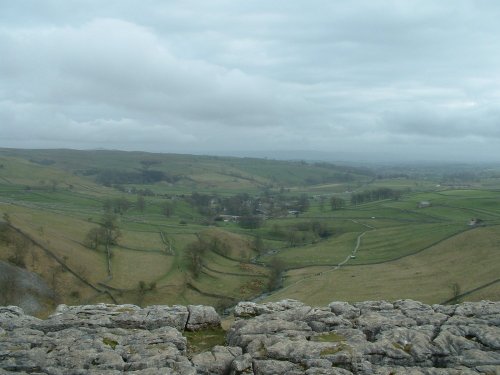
[335,220,375,267]
[272,220,376,295]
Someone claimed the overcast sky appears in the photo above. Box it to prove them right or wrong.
[1,0,500,162]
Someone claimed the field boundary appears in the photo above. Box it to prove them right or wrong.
[441,278,500,305]
[7,223,102,293]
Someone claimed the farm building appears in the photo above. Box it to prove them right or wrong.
[417,201,431,208]
[468,218,484,226]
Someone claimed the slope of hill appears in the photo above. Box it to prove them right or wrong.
[1,148,499,314]
[0,148,373,192]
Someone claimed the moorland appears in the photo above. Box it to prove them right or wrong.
[0,148,499,316]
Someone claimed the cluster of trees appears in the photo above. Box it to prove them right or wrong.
[95,169,180,187]
[220,193,257,216]
[443,172,479,183]
[350,187,403,205]
[330,197,346,210]
[103,198,131,215]
[270,220,334,247]
[160,201,175,217]
[304,173,355,185]
[184,236,234,278]
[252,235,265,254]
[267,257,285,291]
[89,185,320,229]
[84,214,121,250]
[184,238,209,278]
[189,192,217,217]
[101,195,178,217]
[188,191,314,224]
[183,234,285,293]
[21,179,61,193]
[376,173,409,179]
[29,158,55,166]
[238,215,263,229]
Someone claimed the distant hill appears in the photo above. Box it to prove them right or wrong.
[0,148,374,191]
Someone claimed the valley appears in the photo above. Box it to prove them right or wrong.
[1,148,499,316]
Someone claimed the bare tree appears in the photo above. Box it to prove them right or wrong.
[267,257,285,291]
[84,214,121,250]
[330,197,346,210]
[136,195,146,212]
[161,201,175,217]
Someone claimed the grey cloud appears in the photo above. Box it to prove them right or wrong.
[1,18,316,128]
[1,1,500,161]
[381,103,500,139]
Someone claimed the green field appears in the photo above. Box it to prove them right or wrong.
[1,148,499,315]
[268,225,500,305]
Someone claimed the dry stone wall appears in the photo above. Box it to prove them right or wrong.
[1,299,499,374]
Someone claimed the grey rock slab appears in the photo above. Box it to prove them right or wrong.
[186,305,221,331]
[230,353,253,374]
[304,307,353,332]
[0,306,41,330]
[192,345,242,374]
[376,327,434,363]
[355,310,417,342]
[328,301,361,320]
[305,368,353,375]
[394,299,449,326]
[354,300,394,313]
[41,304,190,332]
[1,300,499,374]
[265,338,325,362]
[234,299,305,318]
[447,324,500,350]
[455,348,500,368]
[454,301,500,318]
[252,359,304,375]
[227,317,312,349]
[116,304,189,331]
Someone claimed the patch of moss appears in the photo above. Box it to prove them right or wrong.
[103,337,118,349]
[7,345,26,352]
[320,342,349,356]
[392,342,412,353]
[320,347,340,356]
[184,327,226,356]
[147,343,169,350]
[312,332,346,342]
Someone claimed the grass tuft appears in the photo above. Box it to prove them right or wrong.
[320,342,349,356]
[184,327,226,356]
[102,337,118,349]
[312,332,345,343]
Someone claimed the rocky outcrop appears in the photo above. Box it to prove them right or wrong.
[228,299,500,375]
[1,300,499,374]
[0,261,55,316]
[0,303,220,374]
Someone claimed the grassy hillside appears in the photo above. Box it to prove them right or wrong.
[0,148,373,192]
[268,225,500,305]
[1,148,499,315]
